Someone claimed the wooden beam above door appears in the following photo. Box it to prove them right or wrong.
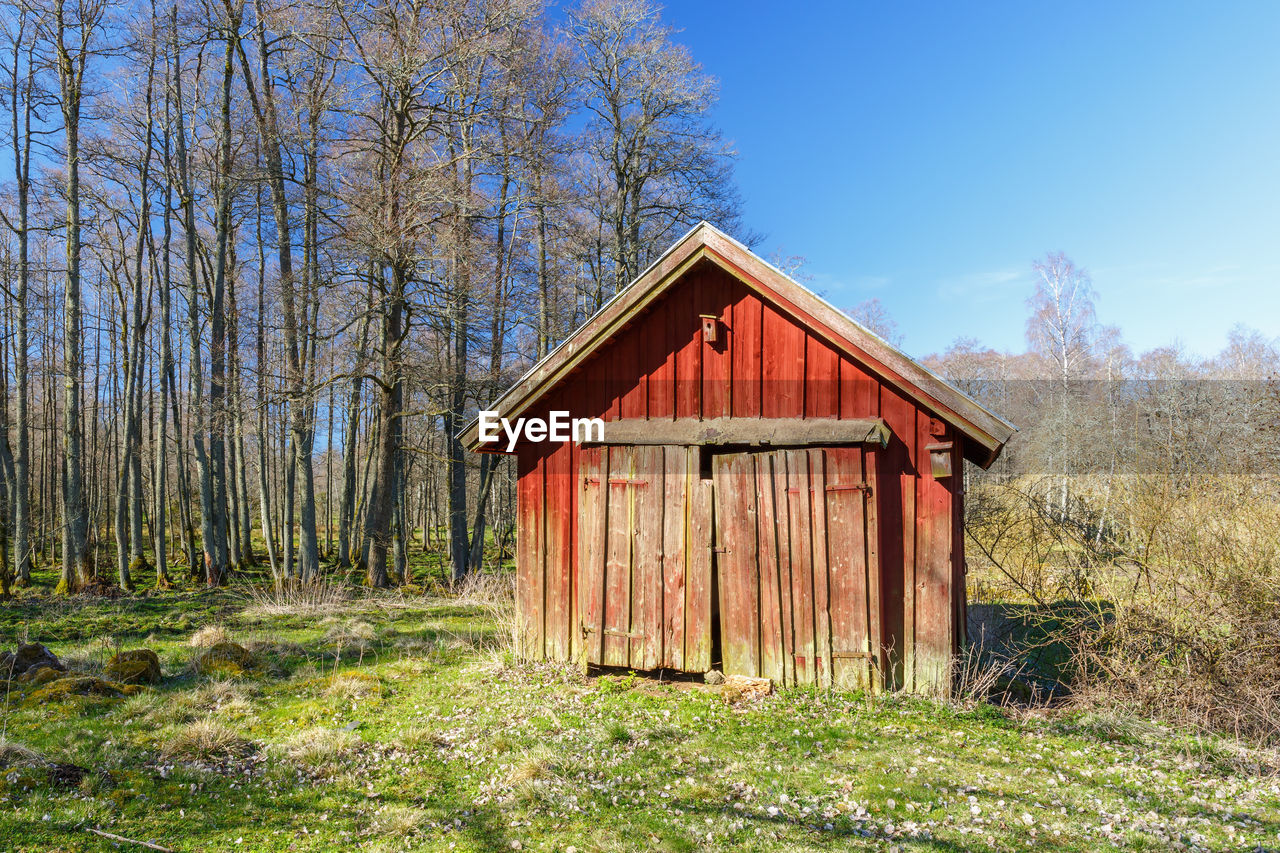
[580,417,890,449]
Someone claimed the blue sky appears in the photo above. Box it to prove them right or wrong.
[663,1,1280,358]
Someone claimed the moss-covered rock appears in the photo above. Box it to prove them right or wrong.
[25,676,138,704]
[16,665,64,687]
[194,642,258,677]
[1,643,65,678]
[105,649,162,685]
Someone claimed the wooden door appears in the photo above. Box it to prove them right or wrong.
[712,447,880,689]
[577,445,712,671]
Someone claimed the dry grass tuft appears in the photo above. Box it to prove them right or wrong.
[280,726,359,770]
[197,679,259,709]
[509,746,571,785]
[325,670,382,700]
[238,582,350,618]
[453,571,516,650]
[119,690,200,726]
[401,726,449,750]
[510,753,552,784]
[0,738,44,769]
[243,639,307,659]
[324,618,379,652]
[371,804,429,839]
[162,718,255,763]
[189,625,231,648]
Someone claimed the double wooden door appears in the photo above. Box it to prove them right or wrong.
[577,444,880,689]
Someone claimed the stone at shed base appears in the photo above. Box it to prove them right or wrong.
[721,674,772,704]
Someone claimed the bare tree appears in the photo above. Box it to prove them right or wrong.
[568,0,744,292]
[48,0,108,593]
[0,4,42,586]
[849,297,904,347]
[1026,252,1096,517]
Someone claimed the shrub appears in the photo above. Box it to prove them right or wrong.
[967,474,1280,744]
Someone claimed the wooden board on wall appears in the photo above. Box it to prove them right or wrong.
[577,446,608,664]
[731,283,763,418]
[712,452,759,678]
[823,447,873,690]
[602,448,634,666]
[516,449,546,660]
[632,445,664,670]
[702,268,732,419]
[762,305,805,419]
[878,385,916,691]
[661,447,688,670]
[783,448,815,685]
[754,453,785,684]
[807,448,834,687]
[914,417,953,695]
[544,406,573,662]
[684,452,713,671]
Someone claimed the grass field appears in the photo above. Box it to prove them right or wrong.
[1,578,1278,852]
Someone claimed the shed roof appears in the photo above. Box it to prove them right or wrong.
[460,222,1016,467]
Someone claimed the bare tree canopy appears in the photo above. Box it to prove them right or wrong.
[0,0,752,594]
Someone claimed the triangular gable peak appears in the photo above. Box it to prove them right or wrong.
[461,222,1016,467]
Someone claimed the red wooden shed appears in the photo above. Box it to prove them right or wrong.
[461,223,1014,695]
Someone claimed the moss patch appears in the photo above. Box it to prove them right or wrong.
[24,675,138,704]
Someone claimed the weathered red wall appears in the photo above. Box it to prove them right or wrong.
[513,259,963,693]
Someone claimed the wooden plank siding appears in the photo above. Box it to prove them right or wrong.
[509,259,970,695]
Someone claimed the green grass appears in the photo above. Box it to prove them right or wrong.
[2,573,1279,851]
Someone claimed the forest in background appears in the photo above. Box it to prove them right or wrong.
[0,0,751,595]
[921,255,1280,741]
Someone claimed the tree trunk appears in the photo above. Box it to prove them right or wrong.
[7,21,35,585]
[53,0,98,593]
[363,266,405,589]
[237,2,318,582]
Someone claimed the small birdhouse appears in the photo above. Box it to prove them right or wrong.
[926,442,954,479]
[699,314,719,343]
